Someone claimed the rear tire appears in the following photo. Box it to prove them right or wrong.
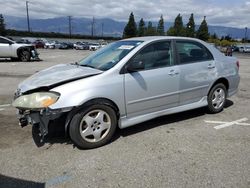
[69,104,117,149]
[207,83,227,113]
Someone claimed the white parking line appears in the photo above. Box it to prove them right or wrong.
[0,104,11,108]
[0,108,4,111]
[204,118,250,130]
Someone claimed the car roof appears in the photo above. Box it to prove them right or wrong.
[122,36,203,43]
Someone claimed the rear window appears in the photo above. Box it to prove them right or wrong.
[176,41,214,64]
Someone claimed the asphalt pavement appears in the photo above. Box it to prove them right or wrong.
[0,49,249,188]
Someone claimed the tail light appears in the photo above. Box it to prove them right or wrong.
[236,61,240,69]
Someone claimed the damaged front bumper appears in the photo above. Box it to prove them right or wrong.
[31,48,40,60]
[17,107,72,140]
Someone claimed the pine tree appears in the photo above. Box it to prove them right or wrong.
[167,14,185,36]
[145,21,157,36]
[157,15,165,36]
[123,12,137,38]
[186,13,195,37]
[138,18,145,36]
[197,16,209,41]
[211,33,218,39]
[174,14,185,36]
[166,27,175,36]
[0,14,7,36]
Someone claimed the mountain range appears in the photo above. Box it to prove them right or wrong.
[4,15,247,39]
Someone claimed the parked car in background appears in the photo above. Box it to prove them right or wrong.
[225,46,232,56]
[65,42,74,49]
[73,42,82,49]
[89,43,100,51]
[239,46,250,53]
[0,36,39,61]
[232,46,239,52]
[16,39,32,44]
[75,42,90,50]
[58,42,73,49]
[100,42,108,48]
[33,40,45,48]
[44,40,61,49]
[44,41,55,49]
[12,36,240,149]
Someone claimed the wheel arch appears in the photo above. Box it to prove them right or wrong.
[64,97,120,135]
[16,46,31,57]
[208,77,229,96]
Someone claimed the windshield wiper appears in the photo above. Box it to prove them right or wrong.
[70,62,79,65]
[80,64,97,69]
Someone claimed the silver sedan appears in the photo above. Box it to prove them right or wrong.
[13,36,240,149]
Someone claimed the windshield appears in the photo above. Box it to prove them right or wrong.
[79,40,143,71]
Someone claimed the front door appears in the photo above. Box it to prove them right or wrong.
[124,40,180,118]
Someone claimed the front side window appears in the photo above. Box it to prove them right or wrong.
[129,41,173,70]
[79,40,143,71]
[176,41,213,64]
[0,38,10,44]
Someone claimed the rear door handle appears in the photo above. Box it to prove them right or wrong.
[168,69,179,76]
[208,64,215,69]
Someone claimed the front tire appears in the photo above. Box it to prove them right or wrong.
[19,50,31,62]
[69,104,117,149]
[207,83,227,113]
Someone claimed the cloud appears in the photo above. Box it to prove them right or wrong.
[0,0,249,28]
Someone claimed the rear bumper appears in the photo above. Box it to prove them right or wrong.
[228,75,240,97]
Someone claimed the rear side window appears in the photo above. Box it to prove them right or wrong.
[176,41,213,64]
[130,41,173,70]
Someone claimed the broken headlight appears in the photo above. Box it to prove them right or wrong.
[12,92,60,109]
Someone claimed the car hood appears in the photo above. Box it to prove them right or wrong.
[18,64,103,93]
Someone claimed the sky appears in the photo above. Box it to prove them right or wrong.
[0,0,249,28]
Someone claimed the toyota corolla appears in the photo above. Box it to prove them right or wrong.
[12,36,240,149]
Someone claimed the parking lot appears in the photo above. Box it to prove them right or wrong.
[0,49,250,188]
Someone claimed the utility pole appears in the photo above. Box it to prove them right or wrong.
[68,16,72,38]
[245,27,248,43]
[91,17,95,37]
[26,1,30,32]
[101,23,104,37]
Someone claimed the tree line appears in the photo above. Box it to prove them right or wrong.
[123,12,209,41]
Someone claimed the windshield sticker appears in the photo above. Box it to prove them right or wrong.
[118,45,134,50]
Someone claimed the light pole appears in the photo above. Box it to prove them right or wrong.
[101,23,104,37]
[68,16,72,38]
[26,1,30,32]
[91,17,95,37]
[245,27,248,43]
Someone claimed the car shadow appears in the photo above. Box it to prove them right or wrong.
[33,99,234,149]
[112,99,234,140]
[0,174,45,188]
[0,58,42,63]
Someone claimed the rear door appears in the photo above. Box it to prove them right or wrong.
[124,40,180,117]
[175,40,216,105]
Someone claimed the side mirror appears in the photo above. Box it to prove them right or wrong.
[126,61,145,72]
[8,41,14,45]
